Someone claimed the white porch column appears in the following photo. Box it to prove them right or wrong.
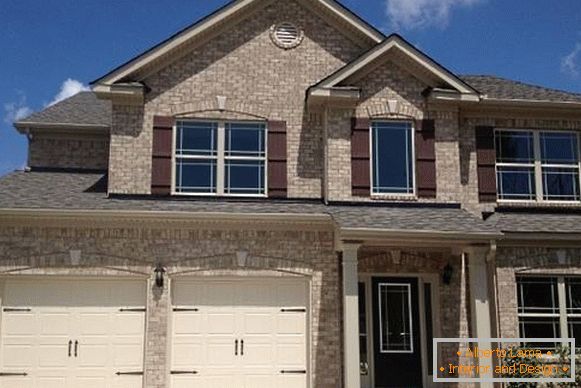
[342,242,361,388]
[466,247,494,388]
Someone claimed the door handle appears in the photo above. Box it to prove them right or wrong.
[235,339,238,356]
[68,340,72,357]
[74,341,79,357]
[240,340,244,356]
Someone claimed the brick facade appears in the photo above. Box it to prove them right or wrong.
[29,134,109,170]
[0,219,339,388]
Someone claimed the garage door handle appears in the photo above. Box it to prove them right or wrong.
[235,340,238,355]
[0,372,28,377]
[68,340,72,357]
[171,371,198,375]
[281,308,306,313]
[116,371,144,376]
[240,340,244,356]
[280,370,307,374]
[74,341,79,357]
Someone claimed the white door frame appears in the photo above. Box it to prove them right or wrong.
[168,274,312,388]
[358,272,441,388]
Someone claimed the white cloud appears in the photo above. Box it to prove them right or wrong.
[46,78,89,107]
[385,0,482,30]
[561,42,581,78]
[3,92,32,124]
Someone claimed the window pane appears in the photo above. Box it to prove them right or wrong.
[542,167,580,201]
[225,160,265,195]
[225,122,266,157]
[497,166,536,200]
[568,318,581,350]
[566,278,581,314]
[176,121,217,156]
[175,158,217,193]
[496,131,534,163]
[372,121,413,194]
[379,284,412,352]
[517,277,559,314]
[540,132,579,164]
[519,317,560,349]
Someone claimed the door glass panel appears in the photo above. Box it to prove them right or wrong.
[358,282,368,375]
[379,284,413,353]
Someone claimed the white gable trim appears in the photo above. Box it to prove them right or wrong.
[92,0,384,86]
[314,34,479,96]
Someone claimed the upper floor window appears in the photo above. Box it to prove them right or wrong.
[372,121,414,195]
[496,130,581,202]
[517,276,581,350]
[174,120,266,196]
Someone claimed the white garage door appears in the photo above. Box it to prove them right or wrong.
[0,279,146,388]
[171,278,308,388]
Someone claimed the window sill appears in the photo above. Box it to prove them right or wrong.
[370,194,418,201]
[497,200,581,208]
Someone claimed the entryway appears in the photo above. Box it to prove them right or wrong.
[170,277,309,388]
[359,275,438,388]
[0,278,146,388]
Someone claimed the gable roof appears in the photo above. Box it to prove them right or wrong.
[91,0,385,86]
[310,34,479,97]
[461,75,581,103]
[14,92,111,132]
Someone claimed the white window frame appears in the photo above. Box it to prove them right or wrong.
[496,129,581,204]
[172,120,268,197]
[516,276,580,349]
[378,282,414,354]
[370,120,416,198]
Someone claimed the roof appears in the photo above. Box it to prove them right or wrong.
[487,209,581,234]
[92,0,384,86]
[0,171,496,237]
[14,92,111,130]
[461,75,581,103]
[310,34,479,97]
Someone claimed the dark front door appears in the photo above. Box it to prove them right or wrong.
[372,277,423,388]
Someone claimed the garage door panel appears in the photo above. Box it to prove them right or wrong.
[277,374,307,388]
[242,340,274,367]
[1,343,33,368]
[277,313,305,334]
[243,373,273,388]
[172,341,204,366]
[207,312,236,334]
[2,312,36,335]
[276,341,306,365]
[238,284,273,307]
[113,375,144,388]
[205,283,237,306]
[242,312,274,334]
[207,339,238,366]
[276,282,307,307]
[1,279,146,388]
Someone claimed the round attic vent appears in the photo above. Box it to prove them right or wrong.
[270,22,304,49]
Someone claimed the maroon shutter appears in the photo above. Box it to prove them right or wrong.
[351,118,371,197]
[151,116,174,196]
[415,119,437,198]
[268,120,287,198]
[476,126,497,202]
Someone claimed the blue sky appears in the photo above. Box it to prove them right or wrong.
[1,0,581,177]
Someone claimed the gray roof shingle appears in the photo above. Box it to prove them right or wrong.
[16,92,111,127]
[486,211,581,234]
[0,171,496,235]
[461,75,581,103]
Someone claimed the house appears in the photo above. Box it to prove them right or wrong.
[0,0,580,387]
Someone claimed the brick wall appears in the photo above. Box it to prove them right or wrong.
[108,0,366,196]
[29,134,109,170]
[0,221,339,388]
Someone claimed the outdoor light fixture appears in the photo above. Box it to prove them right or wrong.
[442,263,453,285]
[154,263,166,288]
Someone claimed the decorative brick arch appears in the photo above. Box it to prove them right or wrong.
[170,97,274,120]
[167,252,315,277]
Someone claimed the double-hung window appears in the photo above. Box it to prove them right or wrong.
[517,276,581,350]
[496,130,581,202]
[371,121,415,195]
[174,120,266,196]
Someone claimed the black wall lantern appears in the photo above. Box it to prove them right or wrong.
[154,263,166,288]
[442,263,454,285]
